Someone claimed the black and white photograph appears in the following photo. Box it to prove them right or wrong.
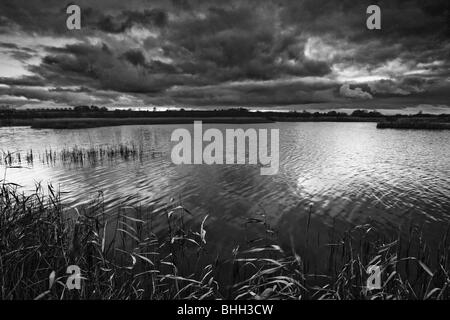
[0,0,450,308]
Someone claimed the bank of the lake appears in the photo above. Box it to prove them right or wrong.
[2,107,449,129]
[0,117,272,129]
[377,119,450,130]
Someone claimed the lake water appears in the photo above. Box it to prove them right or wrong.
[1,122,450,264]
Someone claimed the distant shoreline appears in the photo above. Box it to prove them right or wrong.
[377,119,450,130]
[18,117,273,129]
[0,116,386,129]
[1,108,449,129]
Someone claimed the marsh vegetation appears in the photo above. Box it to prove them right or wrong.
[1,181,449,300]
[1,144,164,167]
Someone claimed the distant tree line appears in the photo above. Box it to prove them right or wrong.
[0,106,449,123]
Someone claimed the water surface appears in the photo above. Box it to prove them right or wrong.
[1,122,449,261]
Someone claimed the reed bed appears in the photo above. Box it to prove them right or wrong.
[1,144,164,167]
[0,183,449,300]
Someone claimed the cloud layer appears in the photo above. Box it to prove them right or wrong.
[0,0,449,112]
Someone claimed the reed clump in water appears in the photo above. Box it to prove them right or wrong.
[1,144,164,167]
[1,150,34,167]
[59,144,144,165]
[0,183,449,300]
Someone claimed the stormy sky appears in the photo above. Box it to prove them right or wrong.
[0,0,449,113]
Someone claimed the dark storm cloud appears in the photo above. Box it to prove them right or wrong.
[95,9,168,33]
[278,0,449,40]
[276,0,450,71]
[0,0,449,110]
[0,76,45,87]
[121,49,147,66]
[0,0,68,34]
[0,42,38,62]
[0,81,139,106]
[27,42,196,94]
[167,78,339,105]
[368,78,428,97]
[165,4,332,84]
